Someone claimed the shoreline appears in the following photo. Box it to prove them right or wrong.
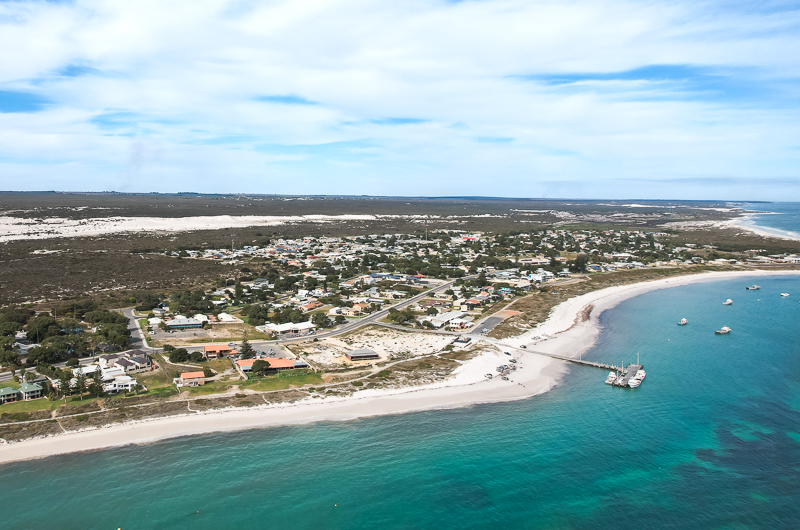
[724,212,800,242]
[2,269,799,465]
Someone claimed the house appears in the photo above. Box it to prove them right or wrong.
[73,364,100,378]
[345,349,380,361]
[19,382,43,400]
[236,357,298,372]
[340,306,363,317]
[103,375,140,394]
[217,313,244,324]
[101,367,126,381]
[301,301,323,312]
[257,322,316,337]
[179,372,205,387]
[204,344,236,359]
[165,317,203,330]
[0,387,20,404]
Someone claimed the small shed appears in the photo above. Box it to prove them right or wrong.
[346,349,380,361]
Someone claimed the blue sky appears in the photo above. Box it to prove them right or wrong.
[0,0,799,200]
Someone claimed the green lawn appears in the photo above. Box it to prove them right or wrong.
[0,381,21,389]
[0,397,91,414]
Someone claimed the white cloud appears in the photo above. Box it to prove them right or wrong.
[0,0,799,199]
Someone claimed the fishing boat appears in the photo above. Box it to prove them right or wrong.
[723,299,733,305]
[781,293,790,298]
[628,378,642,388]
[678,318,687,326]
[605,371,617,384]
[745,285,760,290]
[715,326,732,335]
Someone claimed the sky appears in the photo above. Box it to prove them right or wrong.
[0,0,799,200]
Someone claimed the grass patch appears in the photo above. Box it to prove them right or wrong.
[0,381,21,389]
[0,399,61,414]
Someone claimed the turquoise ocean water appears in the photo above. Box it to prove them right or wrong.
[2,276,800,529]
[741,202,800,239]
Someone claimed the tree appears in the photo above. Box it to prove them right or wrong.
[311,312,330,329]
[335,315,345,325]
[74,371,86,400]
[0,350,20,376]
[58,377,71,398]
[239,333,254,359]
[190,351,204,362]
[251,359,270,375]
[66,358,79,367]
[0,321,22,337]
[203,367,213,377]
[89,375,104,399]
[168,348,189,363]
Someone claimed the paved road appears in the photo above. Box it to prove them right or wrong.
[469,315,505,335]
[0,277,470,380]
[182,277,469,352]
[123,308,146,350]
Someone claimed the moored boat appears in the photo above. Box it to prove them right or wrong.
[723,299,733,305]
[715,326,732,335]
[628,378,642,388]
[678,318,687,326]
[746,285,760,290]
[605,371,617,384]
[781,293,790,297]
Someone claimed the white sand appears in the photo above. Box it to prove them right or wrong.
[722,214,800,242]
[0,214,379,242]
[2,269,798,463]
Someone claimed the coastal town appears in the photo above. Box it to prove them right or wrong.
[1,225,799,444]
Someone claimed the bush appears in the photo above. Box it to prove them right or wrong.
[162,344,175,352]
[168,348,189,363]
[203,367,213,377]
[66,358,80,367]
[190,351,204,362]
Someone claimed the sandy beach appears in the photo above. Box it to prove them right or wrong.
[723,213,800,242]
[2,268,798,464]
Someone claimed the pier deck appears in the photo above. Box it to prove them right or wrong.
[613,363,642,387]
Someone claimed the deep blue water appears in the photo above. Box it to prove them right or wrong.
[1,276,800,529]
[740,202,800,239]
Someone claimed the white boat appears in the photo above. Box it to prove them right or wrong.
[628,378,642,388]
[745,285,760,290]
[678,318,687,326]
[723,299,733,305]
[781,293,790,297]
[634,370,646,381]
[605,371,617,384]
[715,326,732,335]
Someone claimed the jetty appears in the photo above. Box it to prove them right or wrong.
[612,363,642,387]
[507,345,622,372]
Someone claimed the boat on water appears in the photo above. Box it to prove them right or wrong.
[678,318,687,326]
[605,371,617,384]
[723,299,733,305]
[781,293,790,297]
[746,285,760,290]
[628,378,642,388]
[715,326,732,335]
[633,370,646,381]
